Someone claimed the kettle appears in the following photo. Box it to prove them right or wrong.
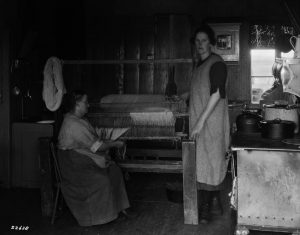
[290,35,300,58]
[236,111,262,134]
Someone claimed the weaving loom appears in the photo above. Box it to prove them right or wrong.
[88,94,188,168]
[88,94,187,138]
[88,94,199,225]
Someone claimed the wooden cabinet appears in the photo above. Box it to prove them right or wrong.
[11,122,53,188]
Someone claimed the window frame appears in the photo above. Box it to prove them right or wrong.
[250,48,277,105]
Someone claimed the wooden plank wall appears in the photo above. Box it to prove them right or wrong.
[225,22,251,101]
[154,15,169,94]
[139,17,154,94]
[83,14,249,102]
[0,30,11,187]
[124,17,140,94]
[84,14,193,98]
[169,15,193,95]
[66,16,122,101]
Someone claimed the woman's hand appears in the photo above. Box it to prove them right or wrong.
[113,140,125,148]
[97,155,115,168]
[99,140,125,152]
[190,90,221,140]
[190,118,205,140]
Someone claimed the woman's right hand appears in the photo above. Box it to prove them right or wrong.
[97,156,115,168]
[99,140,124,152]
[113,140,125,148]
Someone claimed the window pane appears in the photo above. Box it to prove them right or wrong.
[251,49,275,76]
[251,76,275,104]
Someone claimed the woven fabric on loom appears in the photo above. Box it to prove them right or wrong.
[88,94,185,137]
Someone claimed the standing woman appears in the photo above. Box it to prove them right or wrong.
[182,24,230,224]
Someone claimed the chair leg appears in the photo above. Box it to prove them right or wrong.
[217,193,223,215]
[58,193,64,211]
[51,187,60,224]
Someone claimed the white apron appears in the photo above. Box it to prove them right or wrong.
[189,54,230,186]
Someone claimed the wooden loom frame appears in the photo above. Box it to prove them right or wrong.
[62,59,199,224]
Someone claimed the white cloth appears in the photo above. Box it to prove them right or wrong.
[42,57,66,111]
[281,59,300,97]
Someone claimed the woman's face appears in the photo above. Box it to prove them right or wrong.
[194,32,212,58]
[76,94,89,116]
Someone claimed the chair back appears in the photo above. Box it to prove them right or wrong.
[50,142,62,184]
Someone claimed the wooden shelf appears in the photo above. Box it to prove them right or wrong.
[63,58,192,65]
[117,159,182,173]
[62,58,239,65]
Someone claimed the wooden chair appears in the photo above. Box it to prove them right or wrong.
[49,141,63,224]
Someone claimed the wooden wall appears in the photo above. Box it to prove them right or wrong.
[63,14,193,101]
[74,0,298,102]
[0,0,17,188]
[1,0,299,187]
[65,14,249,102]
[0,31,11,187]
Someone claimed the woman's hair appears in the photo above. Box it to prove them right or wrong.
[62,90,87,113]
[191,24,216,46]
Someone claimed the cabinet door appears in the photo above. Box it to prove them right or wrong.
[12,123,53,188]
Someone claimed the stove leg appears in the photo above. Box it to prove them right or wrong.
[235,225,249,235]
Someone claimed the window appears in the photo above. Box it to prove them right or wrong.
[250,49,275,104]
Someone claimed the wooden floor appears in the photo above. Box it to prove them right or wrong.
[0,173,290,235]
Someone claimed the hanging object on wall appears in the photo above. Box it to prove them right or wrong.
[208,23,240,61]
[43,57,66,111]
[290,35,300,58]
[250,24,275,48]
[165,65,177,98]
[275,26,294,53]
[250,24,296,52]
[279,58,300,97]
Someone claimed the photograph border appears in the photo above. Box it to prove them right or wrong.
[209,23,241,61]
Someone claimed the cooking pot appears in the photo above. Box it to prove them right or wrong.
[263,104,299,133]
[236,111,262,133]
[260,119,295,140]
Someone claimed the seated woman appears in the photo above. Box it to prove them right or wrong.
[57,90,130,226]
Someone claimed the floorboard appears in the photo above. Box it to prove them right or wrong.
[0,173,291,235]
